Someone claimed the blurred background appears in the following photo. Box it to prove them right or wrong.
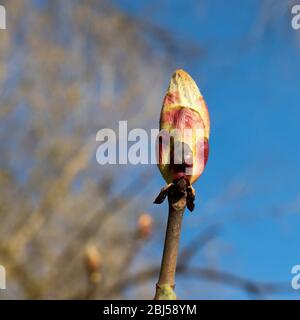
[0,0,300,299]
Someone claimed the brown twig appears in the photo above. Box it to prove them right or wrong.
[154,178,187,300]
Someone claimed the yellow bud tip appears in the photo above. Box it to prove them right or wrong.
[172,68,190,79]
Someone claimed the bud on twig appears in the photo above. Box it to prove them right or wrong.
[137,213,153,240]
[154,69,210,300]
[84,244,102,284]
[158,69,210,189]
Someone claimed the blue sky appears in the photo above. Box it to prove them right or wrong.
[112,0,300,299]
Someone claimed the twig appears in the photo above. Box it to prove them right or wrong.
[154,178,187,300]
